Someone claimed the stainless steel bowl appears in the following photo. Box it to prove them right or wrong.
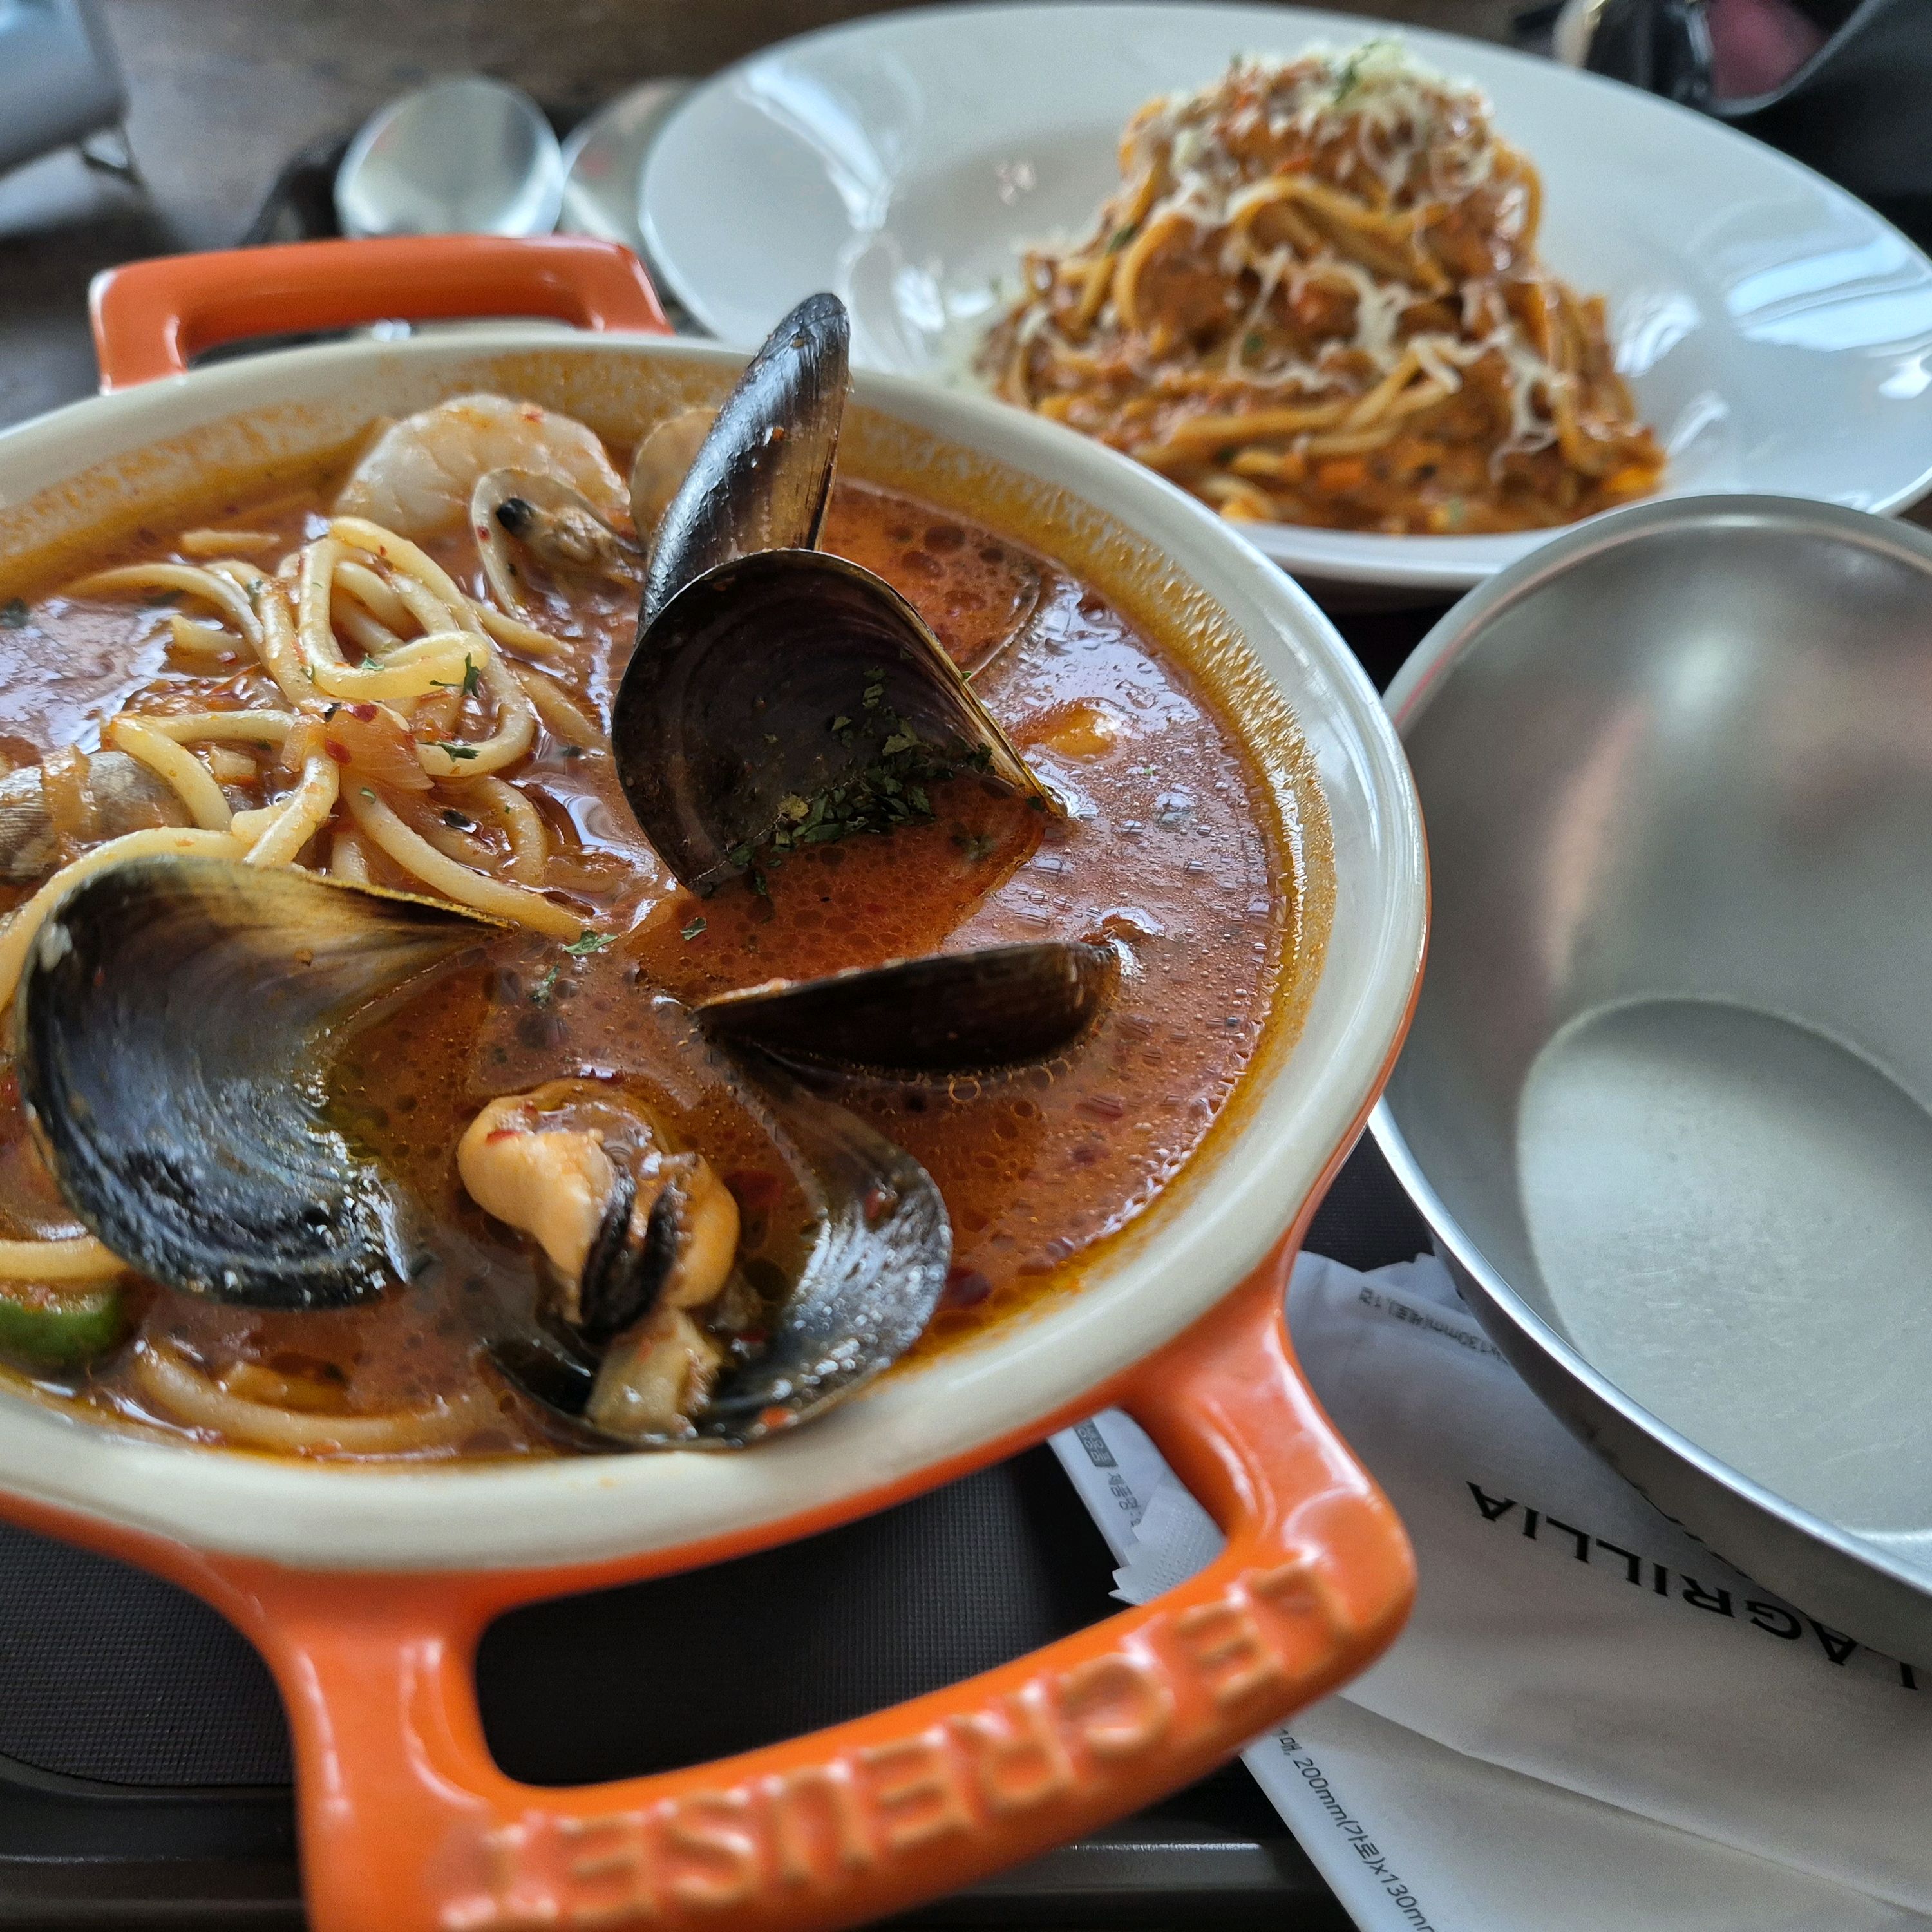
[1374,495,1932,1664]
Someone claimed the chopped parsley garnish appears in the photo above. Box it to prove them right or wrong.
[437,741,479,761]
[529,965,561,1005]
[681,916,707,941]
[431,654,482,699]
[564,930,613,956]
[1106,223,1140,253]
[1242,330,1265,357]
[359,786,376,800]
[1331,39,1392,104]
[0,598,28,629]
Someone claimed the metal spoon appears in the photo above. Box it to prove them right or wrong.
[335,75,564,240]
[558,77,691,254]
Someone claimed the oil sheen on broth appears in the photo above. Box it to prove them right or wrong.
[0,461,1285,1457]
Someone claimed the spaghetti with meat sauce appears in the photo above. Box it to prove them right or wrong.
[978,41,1664,535]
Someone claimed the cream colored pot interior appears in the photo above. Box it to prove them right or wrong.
[0,331,1424,1569]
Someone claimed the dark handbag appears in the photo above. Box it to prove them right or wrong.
[1578,0,1932,250]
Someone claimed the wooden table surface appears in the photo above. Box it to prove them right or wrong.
[0,0,1518,426]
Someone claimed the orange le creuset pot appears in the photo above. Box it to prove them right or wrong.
[0,234,1426,1932]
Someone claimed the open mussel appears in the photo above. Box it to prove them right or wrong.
[15,851,953,1448]
[15,854,498,1309]
[467,1054,949,1448]
[612,292,1062,895]
[640,292,849,625]
[613,549,1057,891]
[699,940,1118,1075]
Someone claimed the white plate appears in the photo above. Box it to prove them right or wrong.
[641,1,1932,594]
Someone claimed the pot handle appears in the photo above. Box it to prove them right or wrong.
[215,1251,1413,1932]
[88,235,671,391]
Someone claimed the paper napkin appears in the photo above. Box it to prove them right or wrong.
[1052,1252,1932,1932]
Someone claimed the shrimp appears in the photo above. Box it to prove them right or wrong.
[335,394,629,539]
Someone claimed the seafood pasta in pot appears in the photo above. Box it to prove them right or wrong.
[0,299,1304,1461]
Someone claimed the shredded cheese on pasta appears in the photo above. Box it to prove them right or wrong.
[979,41,1663,535]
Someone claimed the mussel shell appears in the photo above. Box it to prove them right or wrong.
[488,1049,951,1450]
[0,752,188,884]
[697,940,1118,1074]
[15,855,498,1309]
[640,292,848,627]
[689,1050,949,1445]
[612,547,1056,892]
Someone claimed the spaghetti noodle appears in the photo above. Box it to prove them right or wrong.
[978,41,1664,535]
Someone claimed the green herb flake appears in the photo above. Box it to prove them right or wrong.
[529,965,562,1005]
[681,916,707,942]
[1331,39,1391,105]
[1242,330,1264,357]
[0,598,28,629]
[437,741,479,761]
[432,654,484,698]
[829,714,852,734]
[359,786,377,800]
[564,930,614,956]
[1106,223,1141,254]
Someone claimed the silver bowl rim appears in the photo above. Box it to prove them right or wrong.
[1369,490,1932,1610]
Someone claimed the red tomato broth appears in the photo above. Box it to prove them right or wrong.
[0,459,1293,1456]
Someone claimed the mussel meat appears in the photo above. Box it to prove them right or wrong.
[471,468,639,613]
[466,1055,949,1447]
